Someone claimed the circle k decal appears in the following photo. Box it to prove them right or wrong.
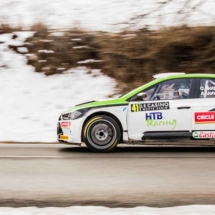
[194,112,215,124]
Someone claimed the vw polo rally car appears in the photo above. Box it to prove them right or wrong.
[57,73,215,152]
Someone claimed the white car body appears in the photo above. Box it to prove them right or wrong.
[57,73,215,149]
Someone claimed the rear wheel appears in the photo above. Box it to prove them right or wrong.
[83,115,121,152]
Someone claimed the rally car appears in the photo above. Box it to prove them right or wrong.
[57,73,215,152]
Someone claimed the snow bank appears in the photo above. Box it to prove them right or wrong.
[0,0,214,31]
[0,32,116,142]
[1,205,215,215]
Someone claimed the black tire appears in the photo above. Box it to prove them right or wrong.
[83,115,121,152]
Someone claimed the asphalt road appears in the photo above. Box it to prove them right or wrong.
[1,143,215,207]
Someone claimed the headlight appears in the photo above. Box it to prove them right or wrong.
[62,109,89,120]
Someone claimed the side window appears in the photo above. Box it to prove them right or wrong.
[199,78,215,98]
[143,78,192,101]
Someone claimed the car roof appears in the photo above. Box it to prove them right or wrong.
[153,73,185,79]
[153,73,215,79]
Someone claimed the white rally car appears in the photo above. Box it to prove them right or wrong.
[57,73,215,152]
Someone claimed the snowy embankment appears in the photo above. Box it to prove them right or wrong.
[1,205,215,215]
[0,32,116,142]
[0,0,215,31]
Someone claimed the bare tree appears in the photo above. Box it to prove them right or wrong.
[126,0,214,29]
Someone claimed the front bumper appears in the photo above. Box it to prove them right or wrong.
[57,116,83,145]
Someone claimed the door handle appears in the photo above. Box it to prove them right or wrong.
[177,106,191,109]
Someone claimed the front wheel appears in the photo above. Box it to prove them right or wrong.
[83,115,121,152]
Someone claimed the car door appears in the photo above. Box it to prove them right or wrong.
[192,78,215,135]
[127,78,194,140]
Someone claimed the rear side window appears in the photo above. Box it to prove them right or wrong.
[199,78,215,98]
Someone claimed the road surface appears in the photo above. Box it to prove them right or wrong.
[0,143,215,207]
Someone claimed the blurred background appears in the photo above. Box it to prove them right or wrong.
[0,0,215,142]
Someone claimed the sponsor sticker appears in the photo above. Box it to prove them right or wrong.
[145,112,177,129]
[194,112,215,124]
[200,86,215,91]
[192,131,215,139]
[59,135,69,140]
[200,85,215,96]
[61,122,71,127]
[131,102,170,112]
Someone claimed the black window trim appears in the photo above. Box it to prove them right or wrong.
[189,78,197,99]
[193,78,201,98]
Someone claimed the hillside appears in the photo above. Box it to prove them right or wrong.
[8,25,215,93]
[1,24,215,142]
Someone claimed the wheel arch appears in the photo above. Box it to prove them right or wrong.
[81,111,123,143]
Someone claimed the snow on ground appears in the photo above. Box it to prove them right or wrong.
[0,32,116,142]
[0,0,215,31]
[1,205,215,215]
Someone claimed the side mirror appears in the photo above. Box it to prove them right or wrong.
[137,92,147,100]
[130,92,147,101]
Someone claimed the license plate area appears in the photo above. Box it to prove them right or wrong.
[59,135,69,140]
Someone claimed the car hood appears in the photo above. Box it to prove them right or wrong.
[65,97,128,113]
[75,100,97,107]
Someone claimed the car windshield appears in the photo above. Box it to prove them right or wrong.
[119,79,157,98]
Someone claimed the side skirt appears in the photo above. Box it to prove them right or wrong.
[122,139,215,146]
[142,131,191,139]
[122,130,215,146]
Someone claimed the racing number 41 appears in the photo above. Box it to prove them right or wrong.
[131,104,139,112]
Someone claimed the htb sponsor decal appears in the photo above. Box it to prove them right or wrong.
[145,112,177,129]
[192,131,215,139]
[61,122,71,127]
[131,102,170,112]
[194,112,215,124]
